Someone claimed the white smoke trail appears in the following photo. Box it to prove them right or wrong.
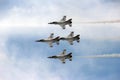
[76,54,120,58]
[94,37,120,41]
[79,20,120,24]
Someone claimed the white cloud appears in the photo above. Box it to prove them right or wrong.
[0,49,66,80]
[0,7,44,27]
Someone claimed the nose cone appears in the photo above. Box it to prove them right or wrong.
[48,22,57,24]
[35,39,44,42]
[48,56,57,58]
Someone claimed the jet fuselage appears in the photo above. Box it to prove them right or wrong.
[48,53,72,60]
[48,19,72,27]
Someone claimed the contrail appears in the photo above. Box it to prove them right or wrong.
[94,37,120,41]
[76,54,120,58]
[79,20,120,24]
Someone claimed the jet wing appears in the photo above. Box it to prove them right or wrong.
[59,58,65,63]
[48,33,54,39]
[60,16,66,22]
[48,42,53,47]
[68,40,73,45]
[59,24,66,29]
[60,49,66,55]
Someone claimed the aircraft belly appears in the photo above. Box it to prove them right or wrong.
[44,40,53,42]
[57,22,64,24]
[66,38,74,41]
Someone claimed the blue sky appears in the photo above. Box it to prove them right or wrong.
[0,0,120,80]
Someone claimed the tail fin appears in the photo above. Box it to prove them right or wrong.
[68,19,72,27]
[69,52,72,55]
[68,53,72,57]
[68,53,72,61]
[69,53,72,61]
[75,34,80,39]
[68,19,72,23]
[54,36,60,41]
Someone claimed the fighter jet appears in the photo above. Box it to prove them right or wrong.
[48,49,72,64]
[60,32,80,45]
[48,16,72,29]
[35,33,60,47]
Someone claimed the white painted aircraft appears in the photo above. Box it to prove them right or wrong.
[60,32,80,45]
[48,49,72,64]
[48,16,72,29]
[35,33,60,47]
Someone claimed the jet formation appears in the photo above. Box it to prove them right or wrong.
[36,16,80,64]
[48,16,72,29]
[35,16,120,63]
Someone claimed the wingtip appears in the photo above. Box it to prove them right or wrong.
[71,31,74,33]
[62,27,66,29]
[51,33,54,35]
[63,49,66,51]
